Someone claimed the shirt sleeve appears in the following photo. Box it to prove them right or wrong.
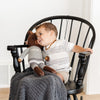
[64,40,75,52]
[67,42,75,51]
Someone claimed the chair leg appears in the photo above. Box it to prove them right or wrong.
[73,94,78,100]
[67,94,71,100]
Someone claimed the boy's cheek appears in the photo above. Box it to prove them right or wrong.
[37,40,40,44]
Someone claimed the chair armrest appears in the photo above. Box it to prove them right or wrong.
[79,51,91,58]
[7,45,28,58]
[7,45,28,73]
[77,51,91,86]
[7,45,28,50]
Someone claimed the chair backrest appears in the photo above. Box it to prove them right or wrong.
[11,15,96,82]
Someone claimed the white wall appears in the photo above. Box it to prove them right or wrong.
[0,0,85,61]
[0,0,69,87]
[86,0,100,95]
[0,0,93,93]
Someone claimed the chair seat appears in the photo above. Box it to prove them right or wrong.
[65,81,83,95]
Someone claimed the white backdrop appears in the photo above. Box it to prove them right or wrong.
[0,0,87,61]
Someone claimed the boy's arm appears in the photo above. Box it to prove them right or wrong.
[72,45,93,53]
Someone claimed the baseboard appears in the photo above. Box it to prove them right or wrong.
[0,85,10,88]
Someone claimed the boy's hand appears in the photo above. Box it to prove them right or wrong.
[43,66,57,74]
[34,67,44,76]
[85,48,93,54]
[18,58,22,62]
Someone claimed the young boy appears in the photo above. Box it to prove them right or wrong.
[18,31,56,76]
[35,23,93,83]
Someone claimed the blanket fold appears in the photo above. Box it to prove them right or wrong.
[9,67,67,100]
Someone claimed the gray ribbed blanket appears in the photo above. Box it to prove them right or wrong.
[9,68,67,100]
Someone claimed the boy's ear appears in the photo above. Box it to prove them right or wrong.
[50,30,56,37]
[50,30,54,35]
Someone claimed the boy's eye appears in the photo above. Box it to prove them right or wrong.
[40,33,42,35]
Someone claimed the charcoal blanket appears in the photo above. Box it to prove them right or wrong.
[9,68,67,100]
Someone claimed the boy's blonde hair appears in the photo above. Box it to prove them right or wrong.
[36,23,58,37]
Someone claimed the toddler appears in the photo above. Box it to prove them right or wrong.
[18,31,56,76]
[36,23,93,83]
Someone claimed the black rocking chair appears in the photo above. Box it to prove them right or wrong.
[7,15,96,100]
